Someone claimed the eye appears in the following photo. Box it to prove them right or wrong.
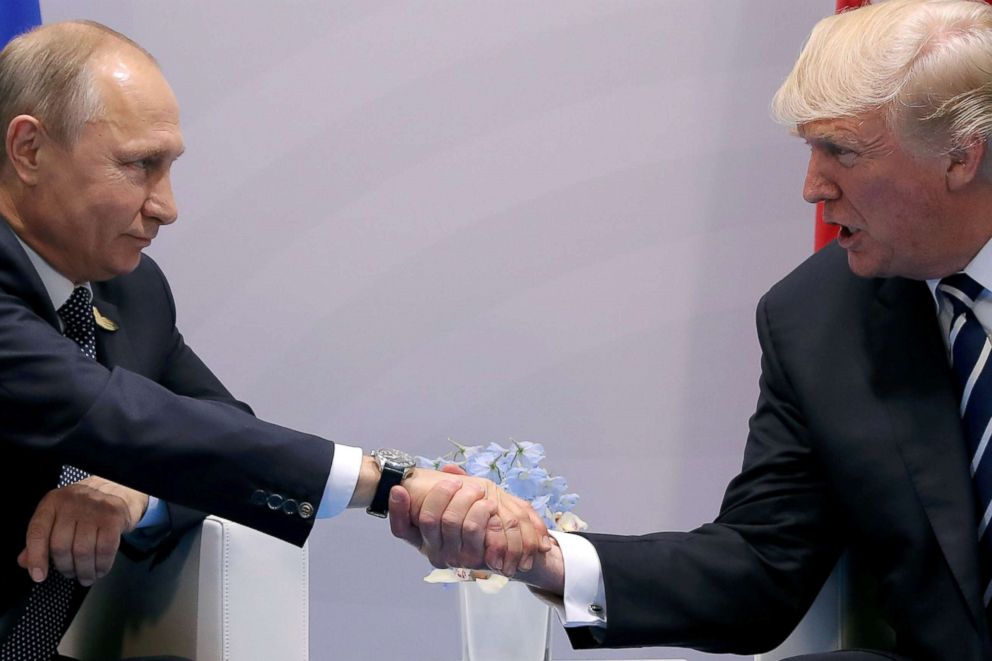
[826,144,857,167]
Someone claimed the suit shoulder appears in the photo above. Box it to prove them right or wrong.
[762,242,880,317]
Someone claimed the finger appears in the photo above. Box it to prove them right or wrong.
[511,496,541,572]
[388,486,423,549]
[72,522,99,586]
[530,508,553,552]
[440,464,468,476]
[439,482,486,567]
[483,513,507,573]
[417,480,462,568]
[458,498,496,568]
[496,498,524,577]
[94,527,121,580]
[23,499,57,582]
[49,515,78,579]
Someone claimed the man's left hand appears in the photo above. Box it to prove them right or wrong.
[17,476,149,586]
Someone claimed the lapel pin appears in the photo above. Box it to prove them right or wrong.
[92,306,119,332]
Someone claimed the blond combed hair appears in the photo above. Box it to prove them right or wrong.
[0,20,155,163]
[772,0,992,157]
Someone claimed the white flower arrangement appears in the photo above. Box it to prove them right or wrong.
[419,439,587,590]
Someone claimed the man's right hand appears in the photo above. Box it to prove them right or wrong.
[389,465,552,577]
[18,476,148,586]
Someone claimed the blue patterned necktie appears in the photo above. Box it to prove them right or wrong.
[0,287,95,660]
[939,273,992,609]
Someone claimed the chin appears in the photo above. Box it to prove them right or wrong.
[97,255,143,281]
[845,253,888,279]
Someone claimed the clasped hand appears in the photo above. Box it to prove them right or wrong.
[18,476,149,586]
[390,465,552,576]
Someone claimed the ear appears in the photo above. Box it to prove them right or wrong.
[946,138,987,192]
[5,114,44,186]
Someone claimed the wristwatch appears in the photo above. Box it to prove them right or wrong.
[367,448,416,517]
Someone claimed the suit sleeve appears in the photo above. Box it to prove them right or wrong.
[566,294,844,654]
[121,259,259,550]
[0,284,332,547]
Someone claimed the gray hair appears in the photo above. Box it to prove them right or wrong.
[772,0,992,158]
[0,20,156,162]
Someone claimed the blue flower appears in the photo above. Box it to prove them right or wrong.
[508,440,545,468]
[505,466,550,500]
[420,438,586,533]
[554,492,579,512]
[464,445,507,482]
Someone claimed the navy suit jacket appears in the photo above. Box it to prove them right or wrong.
[0,219,334,622]
[569,243,992,660]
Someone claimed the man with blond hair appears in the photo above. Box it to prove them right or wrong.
[394,1,992,659]
[0,20,548,661]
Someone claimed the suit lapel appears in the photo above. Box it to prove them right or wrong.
[869,276,984,627]
[0,219,58,328]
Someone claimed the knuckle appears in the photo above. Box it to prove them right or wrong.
[440,512,463,529]
[50,538,72,557]
[419,512,441,530]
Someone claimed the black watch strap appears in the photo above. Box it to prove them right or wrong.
[367,463,406,518]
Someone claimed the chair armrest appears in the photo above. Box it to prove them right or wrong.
[60,515,309,661]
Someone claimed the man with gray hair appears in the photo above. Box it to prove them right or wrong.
[0,19,548,661]
[393,1,992,659]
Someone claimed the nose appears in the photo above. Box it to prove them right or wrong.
[144,172,178,225]
[802,151,840,205]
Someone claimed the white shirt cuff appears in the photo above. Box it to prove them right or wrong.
[317,443,363,519]
[547,530,607,627]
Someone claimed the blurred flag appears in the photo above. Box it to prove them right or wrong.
[813,0,866,251]
[0,0,41,49]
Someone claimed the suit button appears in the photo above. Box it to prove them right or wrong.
[281,499,298,515]
[266,493,284,510]
[298,501,314,519]
[251,489,267,506]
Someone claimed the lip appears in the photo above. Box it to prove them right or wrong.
[127,235,153,247]
[835,225,862,250]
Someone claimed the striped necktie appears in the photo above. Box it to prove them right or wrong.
[939,273,992,609]
[0,286,95,660]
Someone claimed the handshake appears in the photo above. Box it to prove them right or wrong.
[381,458,566,596]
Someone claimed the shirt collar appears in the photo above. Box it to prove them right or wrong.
[925,237,992,309]
[10,232,89,312]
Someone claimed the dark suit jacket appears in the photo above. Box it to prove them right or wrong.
[0,219,334,624]
[569,243,992,660]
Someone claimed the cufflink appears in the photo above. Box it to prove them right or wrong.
[588,603,604,616]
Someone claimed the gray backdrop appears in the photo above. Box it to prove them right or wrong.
[40,2,829,659]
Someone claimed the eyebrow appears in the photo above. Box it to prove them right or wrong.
[118,146,185,162]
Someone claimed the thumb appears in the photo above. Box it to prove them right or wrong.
[440,464,467,476]
[388,486,423,549]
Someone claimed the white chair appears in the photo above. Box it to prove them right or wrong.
[756,553,893,660]
[60,515,309,661]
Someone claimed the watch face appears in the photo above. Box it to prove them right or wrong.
[374,448,415,468]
